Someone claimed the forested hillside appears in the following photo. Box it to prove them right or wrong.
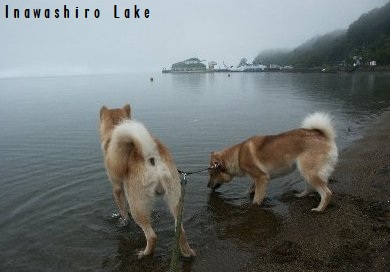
[253,1,390,67]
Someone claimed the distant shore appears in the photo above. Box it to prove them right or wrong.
[280,65,390,74]
[162,65,390,74]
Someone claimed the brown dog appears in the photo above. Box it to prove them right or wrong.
[208,112,338,212]
[99,104,195,258]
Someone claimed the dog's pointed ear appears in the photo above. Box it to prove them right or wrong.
[100,106,108,120]
[211,151,220,160]
[123,104,131,119]
[210,151,218,162]
[210,152,223,166]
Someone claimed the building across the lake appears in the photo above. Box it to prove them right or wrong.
[170,58,207,72]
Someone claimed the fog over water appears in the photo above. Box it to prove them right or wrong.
[0,0,388,77]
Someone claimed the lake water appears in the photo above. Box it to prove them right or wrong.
[0,72,389,271]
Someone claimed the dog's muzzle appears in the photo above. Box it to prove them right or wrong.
[207,181,222,191]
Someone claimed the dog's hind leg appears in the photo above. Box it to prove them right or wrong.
[298,152,332,212]
[111,181,129,221]
[295,160,315,198]
[307,175,332,212]
[126,188,157,258]
[298,155,332,212]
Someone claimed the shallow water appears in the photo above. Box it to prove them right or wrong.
[0,72,389,271]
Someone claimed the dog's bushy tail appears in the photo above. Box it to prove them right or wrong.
[109,120,157,166]
[302,112,336,140]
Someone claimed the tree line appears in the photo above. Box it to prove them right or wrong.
[253,1,390,67]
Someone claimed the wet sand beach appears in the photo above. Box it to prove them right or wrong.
[190,110,390,272]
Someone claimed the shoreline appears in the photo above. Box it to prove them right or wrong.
[189,109,390,271]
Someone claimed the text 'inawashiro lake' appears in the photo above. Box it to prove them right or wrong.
[3,4,150,19]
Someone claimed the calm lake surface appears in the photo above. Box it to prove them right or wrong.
[0,72,389,271]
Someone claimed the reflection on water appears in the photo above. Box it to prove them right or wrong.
[206,192,282,245]
[0,72,389,271]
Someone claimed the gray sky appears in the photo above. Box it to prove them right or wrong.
[0,0,388,77]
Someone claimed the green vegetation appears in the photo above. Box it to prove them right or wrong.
[254,1,390,67]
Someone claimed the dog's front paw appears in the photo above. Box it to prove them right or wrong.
[252,198,263,206]
[136,249,153,259]
[137,250,146,259]
[181,248,196,258]
[295,189,312,198]
[310,207,324,212]
[295,192,307,198]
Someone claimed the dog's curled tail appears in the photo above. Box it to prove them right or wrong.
[302,112,336,140]
[109,120,157,165]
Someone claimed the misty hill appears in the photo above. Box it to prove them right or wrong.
[254,1,390,67]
